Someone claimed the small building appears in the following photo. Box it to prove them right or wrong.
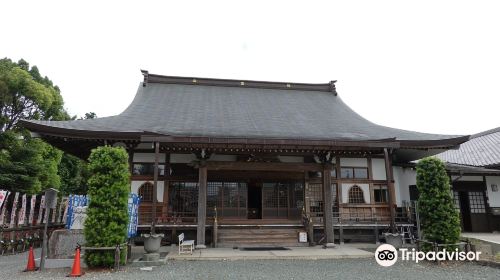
[20,72,469,246]
[436,128,500,232]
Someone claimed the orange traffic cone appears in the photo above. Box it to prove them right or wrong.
[24,246,39,272]
[67,247,84,277]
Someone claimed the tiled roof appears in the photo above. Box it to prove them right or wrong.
[437,128,500,168]
[21,74,466,143]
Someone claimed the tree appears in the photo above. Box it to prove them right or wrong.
[83,112,97,120]
[416,157,461,250]
[58,154,89,195]
[0,131,62,194]
[0,58,73,194]
[0,58,70,131]
[84,146,130,267]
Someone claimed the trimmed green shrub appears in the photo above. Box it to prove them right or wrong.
[84,146,130,267]
[416,157,461,251]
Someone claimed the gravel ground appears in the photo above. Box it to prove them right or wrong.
[1,249,499,280]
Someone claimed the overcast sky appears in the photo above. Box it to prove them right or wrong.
[1,0,499,136]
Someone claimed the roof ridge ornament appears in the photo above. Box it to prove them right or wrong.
[141,69,149,87]
[329,80,337,96]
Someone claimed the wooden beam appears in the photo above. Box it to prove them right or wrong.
[152,141,160,233]
[323,164,335,247]
[196,163,208,248]
[384,148,396,233]
[205,161,323,172]
[141,135,400,149]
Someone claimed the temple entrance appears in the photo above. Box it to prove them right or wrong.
[453,181,489,232]
[247,182,262,219]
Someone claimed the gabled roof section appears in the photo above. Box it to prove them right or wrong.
[20,72,468,152]
[437,127,500,168]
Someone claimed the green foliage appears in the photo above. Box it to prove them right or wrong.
[82,112,97,119]
[0,58,70,131]
[416,157,461,251]
[0,57,90,194]
[0,131,62,194]
[58,154,89,195]
[84,146,130,268]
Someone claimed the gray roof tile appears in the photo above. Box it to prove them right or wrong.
[437,128,500,167]
[24,80,464,142]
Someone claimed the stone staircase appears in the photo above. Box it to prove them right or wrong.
[217,226,307,248]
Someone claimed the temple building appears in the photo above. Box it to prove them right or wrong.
[20,71,470,247]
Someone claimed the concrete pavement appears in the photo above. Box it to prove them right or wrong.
[461,232,500,245]
[167,245,373,261]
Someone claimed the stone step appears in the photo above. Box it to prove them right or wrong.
[218,231,299,236]
[217,227,305,248]
[217,242,309,248]
[219,228,303,233]
[219,236,298,242]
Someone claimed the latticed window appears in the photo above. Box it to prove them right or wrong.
[307,183,324,217]
[206,181,247,218]
[341,167,368,179]
[373,184,388,203]
[348,185,365,204]
[169,182,198,217]
[468,191,486,213]
[138,182,154,202]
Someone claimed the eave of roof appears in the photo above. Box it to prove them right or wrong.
[445,163,500,175]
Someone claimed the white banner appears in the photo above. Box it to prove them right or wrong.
[0,190,7,209]
[51,196,58,223]
[17,194,27,226]
[9,192,20,228]
[0,191,10,226]
[43,201,49,224]
[38,195,45,224]
[62,198,69,224]
[70,206,88,230]
[57,197,67,223]
[28,195,36,225]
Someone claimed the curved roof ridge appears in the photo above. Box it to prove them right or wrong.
[472,126,500,138]
[141,70,338,94]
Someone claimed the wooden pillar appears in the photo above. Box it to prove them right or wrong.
[152,141,160,234]
[322,164,335,247]
[336,157,342,224]
[384,148,396,233]
[196,163,208,249]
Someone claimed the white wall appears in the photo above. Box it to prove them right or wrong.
[392,167,416,206]
[130,180,165,202]
[340,158,367,167]
[486,176,500,207]
[133,153,166,163]
[341,183,370,204]
[371,158,387,180]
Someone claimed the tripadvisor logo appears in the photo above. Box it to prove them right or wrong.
[375,244,398,267]
[375,244,481,267]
